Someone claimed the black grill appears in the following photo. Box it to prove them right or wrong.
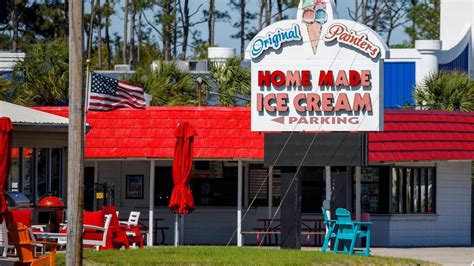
[5,191,32,208]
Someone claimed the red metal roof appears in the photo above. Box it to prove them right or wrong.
[368,110,474,162]
[37,107,264,160]
[36,107,474,162]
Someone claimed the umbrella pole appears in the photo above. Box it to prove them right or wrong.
[174,213,179,247]
[180,214,184,244]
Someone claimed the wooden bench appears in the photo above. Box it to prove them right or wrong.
[241,229,325,246]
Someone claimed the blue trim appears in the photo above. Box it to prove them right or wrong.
[384,62,416,108]
[439,45,469,72]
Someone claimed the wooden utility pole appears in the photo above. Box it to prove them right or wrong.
[66,0,84,265]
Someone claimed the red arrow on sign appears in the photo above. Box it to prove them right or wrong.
[271,117,285,124]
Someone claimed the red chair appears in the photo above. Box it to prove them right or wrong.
[83,210,113,250]
[5,209,32,228]
[58,211,113,250]
[102,206,132,250]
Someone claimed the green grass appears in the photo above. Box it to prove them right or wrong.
[56,246,434,265]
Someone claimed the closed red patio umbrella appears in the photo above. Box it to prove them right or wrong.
[169,122,196,214]
[169,122,196,246]
[0,117,13,222]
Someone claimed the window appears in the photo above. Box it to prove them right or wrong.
[10,147,65,204]
[50,149,63,197]
[23,148,35,202]
[37,148,49,199]
[154,166,173,206]
[154,161,242,207]
[9,148,21,191]
[357,167,390,214]
[191,164,237,206]
[391,167,436,214]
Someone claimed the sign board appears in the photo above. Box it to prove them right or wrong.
[245,0,387,132]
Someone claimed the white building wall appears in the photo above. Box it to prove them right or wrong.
[371,161,472,247]
[0,52,25,71]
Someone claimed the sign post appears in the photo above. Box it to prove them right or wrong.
[246,0,387,250]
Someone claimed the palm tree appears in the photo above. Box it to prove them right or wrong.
[5,39,69,106]
[209,57,250,106]
[413,71,474,111]
[130,61,198,106]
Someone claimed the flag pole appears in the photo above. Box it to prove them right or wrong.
[84,59,91,127]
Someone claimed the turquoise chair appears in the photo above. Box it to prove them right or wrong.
[321,207,337,252]
[333,208,372,256]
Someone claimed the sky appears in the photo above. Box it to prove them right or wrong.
[103,0,410,56]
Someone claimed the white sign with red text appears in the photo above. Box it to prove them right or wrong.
[245,0,387,132]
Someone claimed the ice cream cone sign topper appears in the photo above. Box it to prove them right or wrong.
[302,0,327,54]
[245,0,388,132]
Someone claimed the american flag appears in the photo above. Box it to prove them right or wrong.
[88,72,146,111]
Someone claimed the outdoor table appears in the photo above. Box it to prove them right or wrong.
[138,218,167,245]
[255,218,325,246]
[32,232,67,240]
[33,231,68,249]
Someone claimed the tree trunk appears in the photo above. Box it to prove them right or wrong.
[105,0,111,69]
[361,0,368,25]
[240,0,245,58]
[265,0,272,26]
[163,0,172,61]
[129,0,136,65]
[386,28,392,45]
[173,0,177,58]
[64,0,69,34]
[12,0,18,51]
[97,0,102,69]
[258,0,264,31]
[123,0,128,64]
[181,0,189,59]
[208,0,215,46]
[87,0,96,60]
[277,0,283,21]
[137,11,142,64]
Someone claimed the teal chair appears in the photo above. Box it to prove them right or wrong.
[321,207,337,252]
[333,208,372,256]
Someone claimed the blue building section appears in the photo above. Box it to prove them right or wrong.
[384,62,416,108]
[439,45,469,72]
[0,70,12,80]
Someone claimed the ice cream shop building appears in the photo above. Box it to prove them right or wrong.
[4,0,474,247]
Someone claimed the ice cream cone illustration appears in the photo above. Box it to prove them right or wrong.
[302,0,327,54]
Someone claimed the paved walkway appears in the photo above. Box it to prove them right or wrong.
[371,247,474,265]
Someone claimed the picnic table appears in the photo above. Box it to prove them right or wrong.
[138,218,169,245]
[242,218,325,246]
